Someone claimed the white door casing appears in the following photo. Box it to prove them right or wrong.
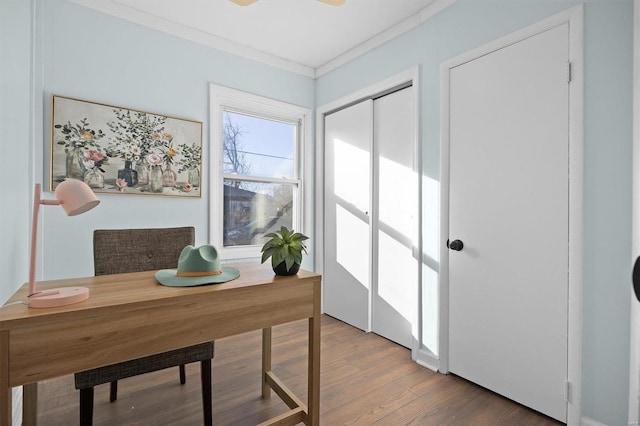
[316,68,420,352]
[440,6,583,424]
[630,1,640,424]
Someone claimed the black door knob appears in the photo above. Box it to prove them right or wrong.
[633,256,640,302]
[448,239,464,251]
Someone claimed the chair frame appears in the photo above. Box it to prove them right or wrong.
[74,227,213,426]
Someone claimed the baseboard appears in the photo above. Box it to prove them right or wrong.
[415,348,439,372]
[12,386,22,425]
[581,416,609,426]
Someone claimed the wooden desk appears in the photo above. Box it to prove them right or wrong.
[0,263,321,426]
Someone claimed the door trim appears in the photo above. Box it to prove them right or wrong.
[316,66,421,357]
[630,0,640,423]
[438,5,584,424]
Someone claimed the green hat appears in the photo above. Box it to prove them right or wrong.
[155,245,240,287]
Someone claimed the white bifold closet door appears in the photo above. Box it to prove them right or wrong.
[324,87,417,349]
[324,99,373,332]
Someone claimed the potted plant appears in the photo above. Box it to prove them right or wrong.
[261,226,309,276]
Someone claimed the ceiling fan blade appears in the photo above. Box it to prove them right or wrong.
[316,0,345,5]
[230,0,258,6]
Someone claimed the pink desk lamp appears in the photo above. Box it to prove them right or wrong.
[28,180,100,308]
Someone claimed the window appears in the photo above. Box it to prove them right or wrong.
[210,85,311,260]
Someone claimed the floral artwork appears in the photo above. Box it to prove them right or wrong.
[50,95,203,197]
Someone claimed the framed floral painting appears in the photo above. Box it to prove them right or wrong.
[50,95,203,197]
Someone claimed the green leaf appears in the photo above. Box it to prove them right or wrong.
[285,255,295,271]
[271,251,285,268]
[263,232,280,240]
[280,226,292,240]
[261,240,280,252]
[261,248,276,264]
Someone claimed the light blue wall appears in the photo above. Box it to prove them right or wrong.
[317,1,633,424]
[0,0,33,305]
[37,0,315,281]
[582,3,633,422]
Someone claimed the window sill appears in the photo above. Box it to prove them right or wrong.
[218,245,263,262]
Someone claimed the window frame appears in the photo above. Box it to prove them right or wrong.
[209,84,312,261]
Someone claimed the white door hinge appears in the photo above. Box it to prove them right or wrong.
[564,380,572,402]
[566,61,572,83]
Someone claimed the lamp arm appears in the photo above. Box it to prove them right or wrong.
[28,183,61,296]
[28,184,41,296]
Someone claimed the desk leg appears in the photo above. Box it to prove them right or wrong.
[261,327,272,398]
[23,383,37,425]
[1,331,11,426]
[307,282,321,426]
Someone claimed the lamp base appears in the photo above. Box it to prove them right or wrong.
[29,286,90,308]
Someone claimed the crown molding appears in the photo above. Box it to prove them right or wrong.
[314,0,456,77]
[68,0,456,79]
[68,0,316,77]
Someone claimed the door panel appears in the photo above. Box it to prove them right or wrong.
[448,24,569,421]
[324,100,373,331]
[372,87,418,348]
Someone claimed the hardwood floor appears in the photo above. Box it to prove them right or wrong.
[36,315,561,425]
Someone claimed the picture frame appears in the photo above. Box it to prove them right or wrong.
[50,95,203,197]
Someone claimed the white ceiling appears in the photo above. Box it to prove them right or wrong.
[70,0,452,77]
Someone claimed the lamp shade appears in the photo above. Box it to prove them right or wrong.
[54,179,100,216]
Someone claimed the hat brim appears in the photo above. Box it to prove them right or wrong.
[155,267,240,287]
